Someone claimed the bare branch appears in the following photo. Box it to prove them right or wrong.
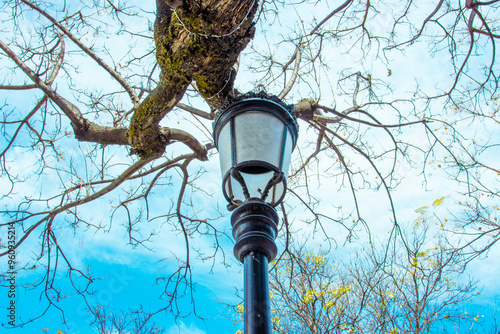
[19,0,141,107]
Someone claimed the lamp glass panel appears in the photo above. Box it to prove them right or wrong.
[269,182,285,205]
[234,112,284,171]
[224,170,285,204]
[217,122,232,178]
[280,127,295,178]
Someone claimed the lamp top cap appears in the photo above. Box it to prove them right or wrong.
[221,90,294,111]
[213,91,299,144]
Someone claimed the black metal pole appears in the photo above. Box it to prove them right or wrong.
[244,252,271,334]
[231,199,279,334]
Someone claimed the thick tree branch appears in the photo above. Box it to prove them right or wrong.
[0,38,208,160]
[128,0,257,158]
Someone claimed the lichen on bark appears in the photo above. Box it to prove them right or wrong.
[128,0,258,158]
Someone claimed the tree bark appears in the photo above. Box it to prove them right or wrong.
[128,0,258,158]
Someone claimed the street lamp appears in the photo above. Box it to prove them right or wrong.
[213,92,298,333]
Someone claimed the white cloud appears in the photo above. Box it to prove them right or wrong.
[166,321,207,334]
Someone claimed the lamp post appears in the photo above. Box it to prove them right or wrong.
[213,92,298,333]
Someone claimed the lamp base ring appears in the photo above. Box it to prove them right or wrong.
[230,199,279,262]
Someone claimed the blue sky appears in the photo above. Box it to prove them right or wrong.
[9,260,238,334]
[2,0,500,333]
[6,260,242,334]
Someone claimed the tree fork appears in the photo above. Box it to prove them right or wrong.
[128,0,258,158]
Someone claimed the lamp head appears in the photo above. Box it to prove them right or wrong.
[213,92,298,210]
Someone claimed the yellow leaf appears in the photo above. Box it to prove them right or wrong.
[415,206,428,213]
[433,197,445,206]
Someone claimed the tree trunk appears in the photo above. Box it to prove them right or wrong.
[128,0,258,158]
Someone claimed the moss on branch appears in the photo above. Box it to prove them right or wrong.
[128,0,257,159]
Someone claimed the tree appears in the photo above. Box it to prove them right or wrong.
[1,0,499,331]
[268,218,479,333]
